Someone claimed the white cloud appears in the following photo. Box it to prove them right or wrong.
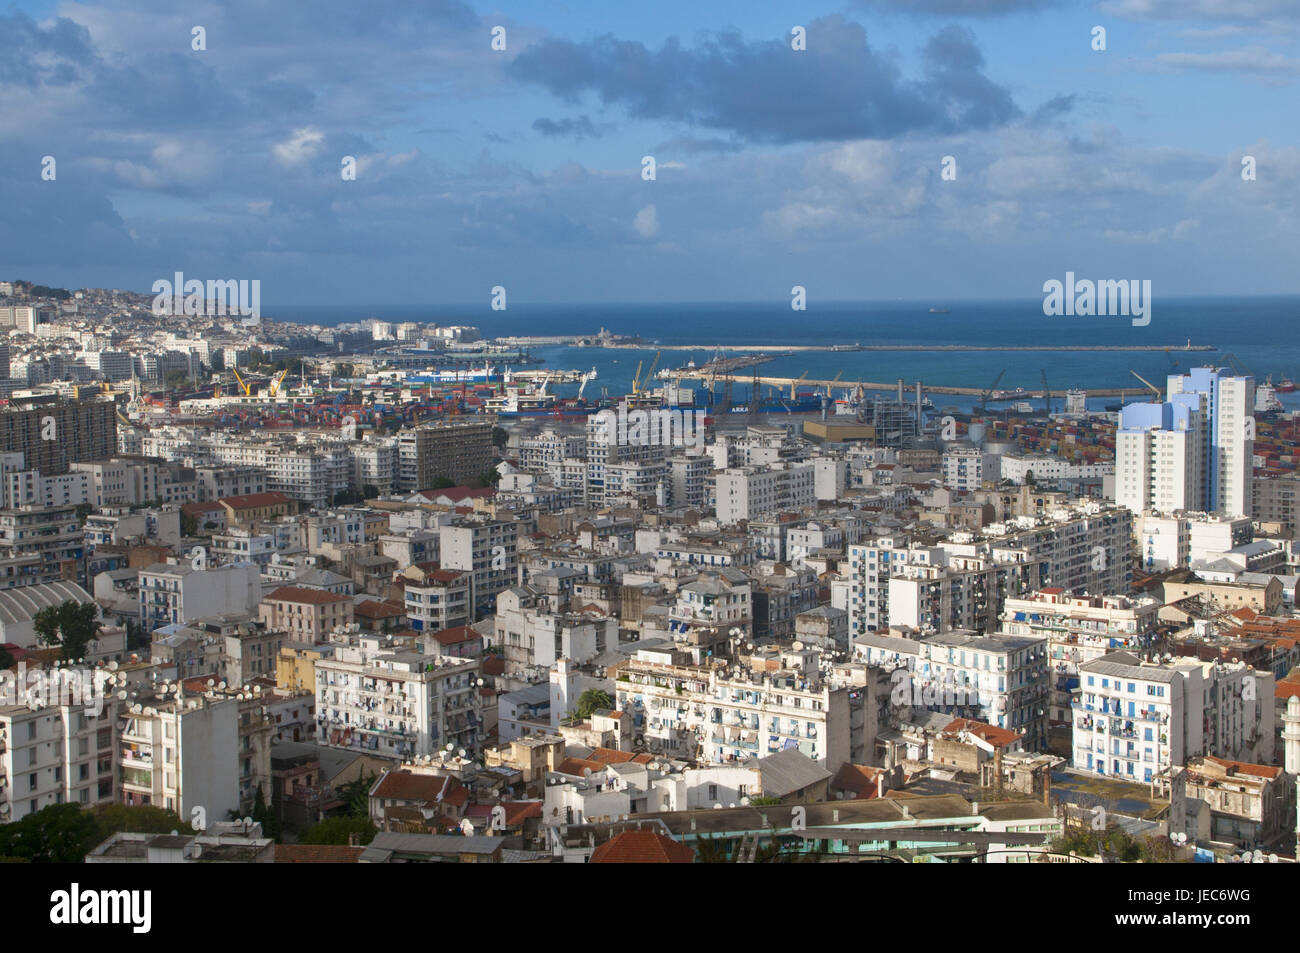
[272,127,326,165]
[633,204,659,238]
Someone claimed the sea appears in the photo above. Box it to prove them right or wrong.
[262,296,1300,415]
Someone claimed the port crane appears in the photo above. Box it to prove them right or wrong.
[269,368,289,398]
[1040,369,1051,416]
[231,367,252,397]
[789,371,809,400]
[976,369,1006,411]
[1130,369,1162,400]
[630,350,661,396]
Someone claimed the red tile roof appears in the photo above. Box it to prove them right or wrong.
[429,625,481,646]
[371,771,468,805]
[355,599,405,619]
[274,844,364,863]
[1201,756,1282,780]
[219,491,294,510]
[267,586,350,606]
[590,830,695,864]
[181,501,225,517]
[831,763,883,800]
[500,801,543,825]
[942,718,1021,749]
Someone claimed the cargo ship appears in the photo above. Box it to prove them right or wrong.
[407,364,501,384]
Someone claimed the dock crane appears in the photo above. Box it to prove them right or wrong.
[231,367,252,397]
[631,350,661,395]
[790,371,809,400]
[269,368,289,398]
[1040,369,1051,417]
[977,369,1006,411]
[823,370,844,398]
[1218,352,1253,378]
[1130,369,1162,400]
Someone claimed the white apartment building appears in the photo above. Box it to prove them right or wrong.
[403,568,472,633]
[517,430,585,472]
[1135,512,1253,572]
[1168,368,1254,518]
[848,507,1131,639]
[886,554,999,634]
[998,453,1114,484]
[667,454,712,509]
[1072,653,1273,784]
[439,517,519,617]
[854,629,1049,750]
[352,438,399,495]
[715,461,816,524]
[1115,398,1204,516]
[492,586,617,673]
[1,464,90,509]
[0,687,117,821]
[119,693,239,819]
[314,638,484,758]
[138,561,262,630]
[1120,367,1255,518]
[268,445,352,508]
[615,648,857,769]
[942,446,995,491]
[1001,590,1160,725]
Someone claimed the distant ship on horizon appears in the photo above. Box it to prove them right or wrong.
[929,307,949,314]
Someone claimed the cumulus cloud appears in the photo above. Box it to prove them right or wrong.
[509,16,1021,144]
[633,204,659,238]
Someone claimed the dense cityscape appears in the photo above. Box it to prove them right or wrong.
[5,0,1298,934]
[0,278,1297,878]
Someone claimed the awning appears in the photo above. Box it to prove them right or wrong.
[783,739,799,750]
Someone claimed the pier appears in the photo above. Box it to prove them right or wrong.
[611,343,1216,353]
[662,369,1154,400]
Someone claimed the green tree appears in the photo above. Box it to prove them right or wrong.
[301,816,377,846]
[335,772,378,818]
[0,803,185,863]
[430,476,456,490]
[180,511,199,536]
[0,645,13,670]
[251,784,281,842]
[361,484,380,500]
[33,601,102,661]
[574,688,614,719]
[477,468,501,488]
[74,503,94,526]
[491,426,508,449]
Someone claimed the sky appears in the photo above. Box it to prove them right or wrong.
[0,0,1297,306]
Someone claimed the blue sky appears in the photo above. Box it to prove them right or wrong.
[1,0,1297,306]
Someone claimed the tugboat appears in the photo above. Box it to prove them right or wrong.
[1276,377,1296,393]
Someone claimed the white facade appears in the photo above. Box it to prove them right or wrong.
[715,462,815,524]
[1073,655,1273,783]
[314,639,484,758]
